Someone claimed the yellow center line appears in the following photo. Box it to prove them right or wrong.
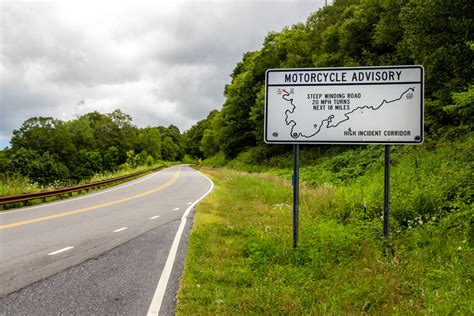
[0,167,182,230]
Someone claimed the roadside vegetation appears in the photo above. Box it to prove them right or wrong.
[0,110,189,197]
[177,135,472,313]
[177,0,472,313]
[0,161,174,197]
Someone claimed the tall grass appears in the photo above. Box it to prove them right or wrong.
[177,167,472,314]
[0,173,41,196]
[179,132,473,313]
[203,132,473,229]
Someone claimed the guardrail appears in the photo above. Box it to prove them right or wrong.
[0,167,163,208]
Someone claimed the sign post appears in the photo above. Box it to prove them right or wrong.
[293,144,299,248]
[384,145,390,239]
[264,66,424,244]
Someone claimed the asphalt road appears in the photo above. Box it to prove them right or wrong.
[0,165,213,315]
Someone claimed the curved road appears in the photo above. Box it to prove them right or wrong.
[0,165,213,315]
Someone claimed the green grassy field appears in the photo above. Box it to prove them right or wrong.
[177,136,473,314]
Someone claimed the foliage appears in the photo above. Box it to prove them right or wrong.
[138,127,162,160]
[161,137,180,161]
[399,0,474,101]
[183,0,473,271]
[8,148,69,186]
[183,0,473,163]
[159,125,184,161]
[1,110,185,189]
[177,168,473,314]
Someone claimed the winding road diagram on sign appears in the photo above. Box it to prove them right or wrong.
[282,87,416,139]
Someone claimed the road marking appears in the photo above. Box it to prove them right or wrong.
[149,216,160,220]
[187,202,192,205]
[1,169,163,214]
[0,168,182,230]
[173,208,180,211]
[113,227,128,233]
[147,170,214,316]
[48,246,74,256]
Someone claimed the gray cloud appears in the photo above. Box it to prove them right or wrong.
[0,0,324,147]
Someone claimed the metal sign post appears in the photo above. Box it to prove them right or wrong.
[383,145,390,238]
[293,144,300,248]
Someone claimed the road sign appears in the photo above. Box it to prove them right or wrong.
[264,65,424,144]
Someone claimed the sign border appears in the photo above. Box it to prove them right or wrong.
[264,65,424,145]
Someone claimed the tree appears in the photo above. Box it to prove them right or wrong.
[183,119,207,159]
[10,117,76,173]
[103,146,120,171]
[11,117,59,153]
[160,125,184,160]
[219,52,259,158]
[73,149,103,179]
[85,110,139,162]
[0,149,10,174]
[9,148,69,186]
[138,127,161,159]
[161,136,180,161]
[400,0,474,100]
[66,116,97,150]
[200,129,219,158]
[184,110,220,159]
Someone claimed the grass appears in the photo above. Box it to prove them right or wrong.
[0,174,41,196]
[176,165,472,314]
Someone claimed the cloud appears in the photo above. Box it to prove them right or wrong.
[0,0,324,145]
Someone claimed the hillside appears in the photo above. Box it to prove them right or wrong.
[177,0,473,313]
[177,131,472,313]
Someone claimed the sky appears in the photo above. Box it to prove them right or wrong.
[0,0,326,149]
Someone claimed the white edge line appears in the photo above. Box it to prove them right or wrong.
[0,167,173,214]
[150,215,160,220]
[147,169,214,316]
[113,227,128,233]
[48,246,74,256]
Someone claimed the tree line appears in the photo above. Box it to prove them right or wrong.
[183,0,473,161]
[0,110,184,186]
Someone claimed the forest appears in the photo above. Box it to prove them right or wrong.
[183,0,473,160]
[0,110,184,188]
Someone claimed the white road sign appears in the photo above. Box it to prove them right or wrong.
[264,66,424,144]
